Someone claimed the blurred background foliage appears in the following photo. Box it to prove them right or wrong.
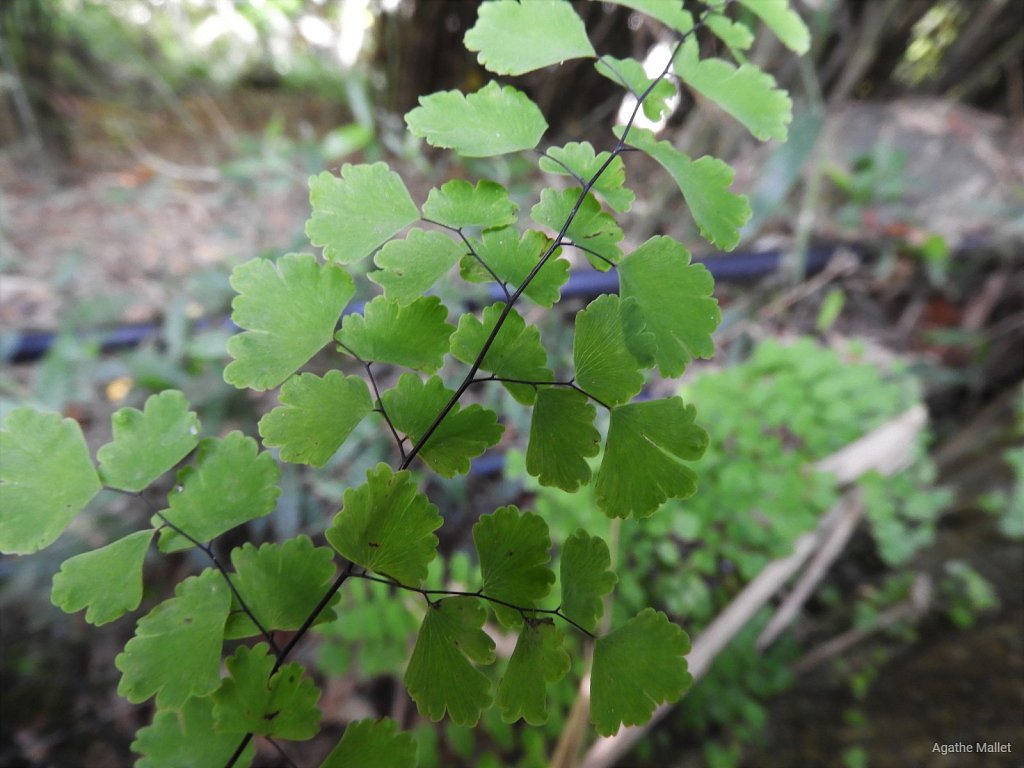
[1,1,1022,767]
[3,0,1022,161]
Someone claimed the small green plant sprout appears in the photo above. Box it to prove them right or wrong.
[979,391,1024,539]
[940,560,1000,629]
[0,1,811,764]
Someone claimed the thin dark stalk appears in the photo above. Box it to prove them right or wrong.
[423,217,511,301]
[224,735,252,768]
[536,149,587,186]
[339,341,407,462]
[353,570,595,639]
[594,57,640,98]
[115,488,280,656]
[470,374,612,411]
[272,561,354,676]
[400,15,708,472]
[266,738,299,768]
[368,365,407,463]
[562,240,618,270]
[224,561,355,768]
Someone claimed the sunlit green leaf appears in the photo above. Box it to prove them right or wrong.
[406,81,547,157]
[590,608,693,735]
[0,408,100,555]
[381,374,503,478]
[370,228,464,305]
[595,55,676,121]
[212,643,321,739]
[327,463,442,586]
[497,620,570,725]
[531,188,623,269]
[336,296,454,373]
[450,303,552,404]
[460,227,568,307]
[526,389,600,492]
[737,0,810,53]
[560,529,616,633]
[259,371,373,467]
[595,398,708,518]
[573,294,646,406]
[225,253,355,390]
[320,719,417,768]
[422,179,518,230]
[619,127,750,250]
[224,536,339,638]
[673,38,793,141]
[539,142,634,212]
[116,569,230,709]
[306,164,419,263]
[617,236,720,376]
[704,14,754,52]
[156,432,280,552]
[97,390,199,491]
[602,0,692,33]
[404,597,495,725]
[51,529,153,626]
[473,506,555,626]
[133,696,254,768]
[464,0,595,76]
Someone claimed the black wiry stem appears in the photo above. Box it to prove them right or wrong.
[224,561,355,768]
[115,488,281,656]
[368,366,407,463]
[266,737,299,768]
[562,241,618,270]
[424,216,511,301]
[339,342,407,463]
[353,570,596,639]
[470,374,612,411]
[595,56,641,99]
[537,149,588,186]
[400,19,705,473]
[224,735,252,768]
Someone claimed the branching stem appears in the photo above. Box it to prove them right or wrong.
[353,570,596,639]
[562,240,618,270]
[224,561,355,768]
[399,20,703,472]
[423,217,511,301]
[113,488,281,656]
[470,374,611,410]
[339,341,407,462]
[536,149,588,186]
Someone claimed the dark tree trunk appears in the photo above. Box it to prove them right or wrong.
[371,0,642,144]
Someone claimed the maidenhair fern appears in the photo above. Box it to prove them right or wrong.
[0,1,809,765]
